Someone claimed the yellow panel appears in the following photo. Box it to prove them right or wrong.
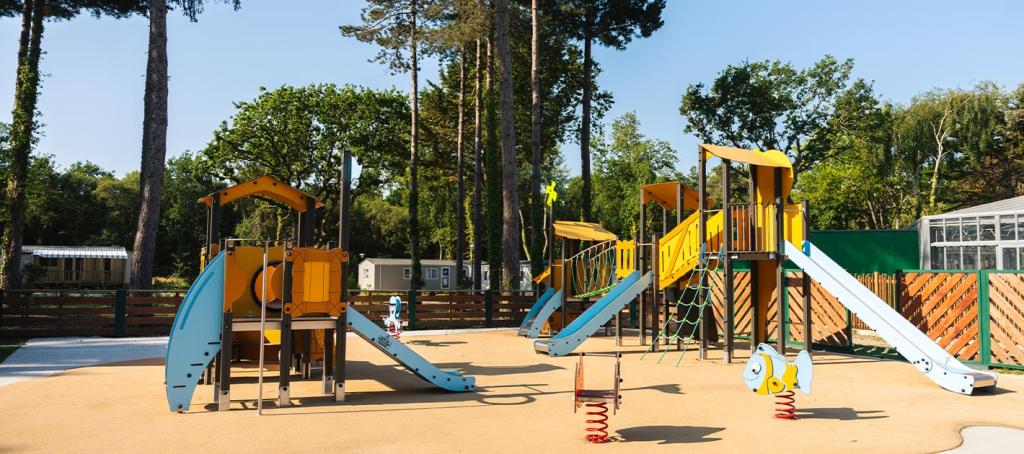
[553,221,617,241]
[303,261,330,303]
[615,240,636,278]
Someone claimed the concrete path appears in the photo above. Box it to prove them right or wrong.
[942,426,1024,453]
[0,328,514,388]
[0,337,169,388]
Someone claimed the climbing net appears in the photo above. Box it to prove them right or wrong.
[568,240,618,299]
[642,243,724,366]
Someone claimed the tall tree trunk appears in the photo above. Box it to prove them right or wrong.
[130,0,169,289]
[580,15,594,221]
[484,31,502,290]
[495,0,520,291]
[529,0,543,279]
[472,38,483,291]
[1,0,42,289]
[408,0,422,290]
[454,46,466,289]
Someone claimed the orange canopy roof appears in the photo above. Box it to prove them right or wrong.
[553,221,617,242]
[641,182,711,211]
[198,176,322,212]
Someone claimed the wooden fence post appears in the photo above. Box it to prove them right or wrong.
[406,290,417,331]
[977,270,992,369]
[114,289,127,338]
[484,290,493,328]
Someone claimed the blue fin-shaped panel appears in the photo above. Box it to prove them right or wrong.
[518,288,555,336]
[165,252,225,412]
[347,307,475,392]
[525,288,563,338]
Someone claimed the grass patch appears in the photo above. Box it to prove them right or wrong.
[0,338,26,363]
[992,367,1024,376]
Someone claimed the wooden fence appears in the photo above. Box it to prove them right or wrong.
[0,289,537,339]
[708,269,1024,369]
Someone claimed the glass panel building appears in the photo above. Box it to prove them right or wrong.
[919,195,1024,270]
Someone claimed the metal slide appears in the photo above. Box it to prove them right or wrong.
[518,288,555,336]
[165,252,226,412]
[785,241,997,395]
[523,289,564,338]
[534,271,652,357]
[346,307,476,392]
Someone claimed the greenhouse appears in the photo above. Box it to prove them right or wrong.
[919,195,1024,270]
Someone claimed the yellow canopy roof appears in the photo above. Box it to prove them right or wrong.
[553,221,617,242]
[641,181,712,211]
[700,144,792,169]
[198,176,322,212]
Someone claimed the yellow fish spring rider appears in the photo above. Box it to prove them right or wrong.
[743,343,813,419]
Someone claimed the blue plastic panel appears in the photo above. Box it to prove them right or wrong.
[524,289,563,338]
[518,288,555,336]
[165,252,225,412]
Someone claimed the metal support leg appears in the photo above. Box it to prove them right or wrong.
[217,312,232,411]
[278,314,292,407]
[323,328,334,395]
[334,312,347,402]
[301,330,312,379]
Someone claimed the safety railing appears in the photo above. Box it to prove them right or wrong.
[565,240,618,298]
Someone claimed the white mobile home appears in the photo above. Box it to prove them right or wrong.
[357,258,533,291]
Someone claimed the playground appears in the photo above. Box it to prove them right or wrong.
[0,330,1021,452]
[1,143,1022,453]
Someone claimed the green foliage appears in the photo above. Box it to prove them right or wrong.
[592,112,677,238]
[680,55,871,182]
[200,83,410,244]
[548,0,666,48]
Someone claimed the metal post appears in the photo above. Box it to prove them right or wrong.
[802,200,812,354]
[278,248,293,407]
[722,159,734,363]
[774,168,786,354]
[697,145,708,359]
[651,234,660,352]
[334,311,346,401]
[340,150,352,299]
[114,289,127,338]
[638,192,646,344]
[407,289,417,330]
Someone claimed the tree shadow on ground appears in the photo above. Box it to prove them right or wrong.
[615,425,724,444]
[795,407,887,420]
[405,340,468,348]
[433,362,564,376]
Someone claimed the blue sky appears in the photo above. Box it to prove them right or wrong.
[1,0,1023,177]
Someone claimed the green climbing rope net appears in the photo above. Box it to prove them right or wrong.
[642,244,724,367]
[568,240,618,299]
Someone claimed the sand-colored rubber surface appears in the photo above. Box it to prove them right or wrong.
[0,329,1021,453]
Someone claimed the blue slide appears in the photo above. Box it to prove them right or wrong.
[523,288,563,339]
[346,307,475,392]
[517,288,554,336]
[786,241,997,395]
[534,271,652,357]
[165,252,226,412]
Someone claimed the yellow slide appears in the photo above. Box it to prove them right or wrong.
[657,211,724,289]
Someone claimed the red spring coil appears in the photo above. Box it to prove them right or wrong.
[584,402,610,443]
[388,322,401,339]
[774,391,796,420]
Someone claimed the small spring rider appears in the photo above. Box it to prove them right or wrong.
[382,296,403,339]
[574,352,622,443]
[742,343,813,419]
